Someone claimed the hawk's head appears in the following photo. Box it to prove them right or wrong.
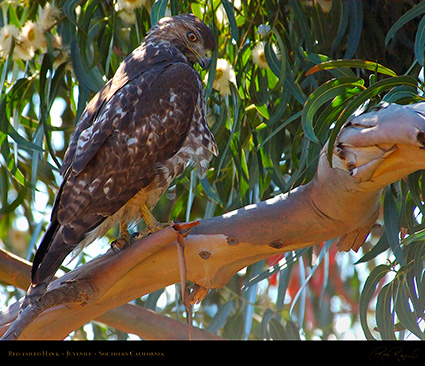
[147,14,216,70]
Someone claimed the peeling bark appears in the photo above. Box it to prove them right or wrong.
[2,103,425,340]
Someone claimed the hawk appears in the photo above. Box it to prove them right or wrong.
[25,14,217,305]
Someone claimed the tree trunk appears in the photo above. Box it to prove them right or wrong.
[2,103,425,339]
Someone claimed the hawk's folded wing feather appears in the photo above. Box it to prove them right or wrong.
[58,62,201,225]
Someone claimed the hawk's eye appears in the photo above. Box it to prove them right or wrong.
[187,31,197,42]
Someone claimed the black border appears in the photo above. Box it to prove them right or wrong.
[1,340,425,363]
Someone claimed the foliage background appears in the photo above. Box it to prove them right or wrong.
[1,0,425,340]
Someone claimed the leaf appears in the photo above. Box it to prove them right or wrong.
[283,69,307,105]
[306,59,398,77]
[331,0,349,54]
[260,308,275,339]
[151,0,169,26]
[375,282,396,340]
[359,264,391,340]
[0,183,26,215]
[302,77,364,143]
[222,311,244,339]
[394,280,425,340]
[327,75,419,164]
[289,0,314,52]
[385,1,425,46]
[71,35,104,93]
[244,247,309,287]
[242,260,264,339]
[344,0,363,59]
[0,139,32,188]
[62,0,81,27]
[250,104,270,120]
[289,241,332,312]
[221,0,239,43]
[206,301,233,334]
[415,15,425,67]
[200,177,223,207]
[257,110,302,149]
[268,318,288,339]
[145,288,164,310]
[383,186,406,266]
[264,37,285,87]
[284,319,301,340]
[382,85,419,103]
[248,68,269,106]
[355,233,389,264]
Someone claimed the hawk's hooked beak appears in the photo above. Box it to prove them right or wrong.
[188,45,212,70]
[199,56,212,70]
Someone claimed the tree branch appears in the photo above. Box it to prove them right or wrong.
[2,103,425,339]
[0,247,221,340]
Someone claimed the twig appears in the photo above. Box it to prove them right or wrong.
[174,221,199,341]
[1,283,82,340]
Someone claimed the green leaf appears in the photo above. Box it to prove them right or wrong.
[206,301,233,334]
[264,38,285,87]
[257,110,302,149]
[290,241,332,311]
[355,233,389,264]
[222,311,244,339]
[268,318,288,339]
[200,177,223,207]
[151,0,169,26]
[415,15,425,67]
[289,0,314,52]
[302,77,364,143]
[71,35,104,93]
[344,0,362,59]
[360,264,391,340]
[383,186,406,266]
[244,247,309,287]
[248,68,269,106]
[331,0,349,54]
[385,1,425,46]
[306,59,398,77]
[394,280,425,340]
[382,85,419,103]
[221,0,239,43]
[0,139,32,188]
[375,282,396,340]
[260,308,275,339]
[250,104,270,120]
[242,261,264,339]
[63,0,80,27]
[0,183,26,215]
[327,75,418,164]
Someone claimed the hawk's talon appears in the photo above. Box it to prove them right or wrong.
[130,231,140,244]
[110,237,129,252]
[131,220,174,242]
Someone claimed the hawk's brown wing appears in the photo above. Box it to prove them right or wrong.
[61,44,187,176]
[31,62,203,286]
[59,62,200,224]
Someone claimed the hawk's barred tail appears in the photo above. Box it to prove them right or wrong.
[24,221,76,307]
[31,219,60,284]
[22,280,48,308]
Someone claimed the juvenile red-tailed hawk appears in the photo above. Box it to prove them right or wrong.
[26,14,217,304]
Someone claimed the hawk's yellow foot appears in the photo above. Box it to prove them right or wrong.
[136,204,173,240]
[110,221,131,251]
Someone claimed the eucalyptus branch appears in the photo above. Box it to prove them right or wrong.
[2,103,425,339]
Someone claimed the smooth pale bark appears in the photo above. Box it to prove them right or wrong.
[2,103,425,340]
[0,248,220,339]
